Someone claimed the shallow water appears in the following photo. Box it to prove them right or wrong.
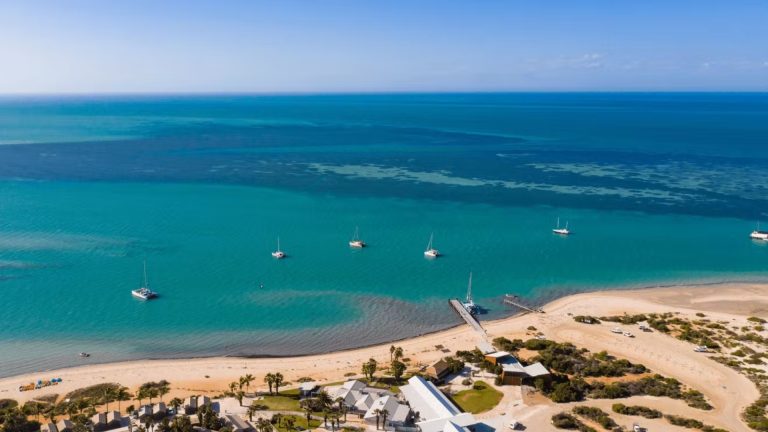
[0,93,766,377]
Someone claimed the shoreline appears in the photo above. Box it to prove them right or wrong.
[1,280,766,387]
[3,281,767,431]
[3,278,768,381]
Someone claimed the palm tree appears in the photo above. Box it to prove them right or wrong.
[273,373,284,394]
[147,388,159,406]
[316,390,333,409]
[380,409,389,431]
[373,409,381,430]
[283,416,295,432]
[136,388,146,408]
[235,390,245,407]
[169,398,183,415]
[229,382,238,395]
[334,397,346,421]
[303,406,313,431]
[389,345,396,363]
[104,387,117,411]
[158,383,170,402]
[246,404,258,422]
[263,373,276,395]
[116,387,132,413]
[393,347,403,362]
[242,374,255,393]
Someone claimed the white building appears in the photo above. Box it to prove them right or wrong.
[399,376,477,432]
[327,380,393,413]
[362,395,410,428]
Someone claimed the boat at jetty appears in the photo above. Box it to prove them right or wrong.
[552,217,570,235]
[272,236,286,259]
[349,226,366,248]
[131,260,157,300]
[462,272,478,315]
[424,233,440,258]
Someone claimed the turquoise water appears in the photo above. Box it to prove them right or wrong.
[0,94,767,377]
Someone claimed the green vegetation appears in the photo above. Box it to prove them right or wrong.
[260,392,302,411]
[64,383,122,403]
[492,337,524,352]
[571,406,617,430]
[526,340,647,377]
[664,414,727,432]
[573,315,601,325]
[748,317,767,324]
[361,358,378,381]
[610,403,661,419]
[272,414,321,432]
[452,381,503,414]
[550,412,595,431]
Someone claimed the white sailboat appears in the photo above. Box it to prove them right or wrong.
[131,260,157,300]
[462,272,478,315]
[424,232,440,258]
[349,226,366,248]
[552,217,571,235]
[271,236,286,259]
[750,222,768,240]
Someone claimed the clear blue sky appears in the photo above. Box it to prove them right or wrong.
[1,0,766,93]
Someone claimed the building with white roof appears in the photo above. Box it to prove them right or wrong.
[327,380,393,413]
[399,376,477,432]
[362,395,410,428]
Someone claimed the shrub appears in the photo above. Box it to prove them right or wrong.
[572,406,617,430]
[611,403,662,419]
[748,317,767,324]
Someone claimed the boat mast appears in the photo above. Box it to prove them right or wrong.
[277,236,281,251]
[427,232,433,251]
[466,272,473,303]
[353,226,359,241]
[143,259,149,289]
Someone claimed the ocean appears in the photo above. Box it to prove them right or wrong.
[0,93,766,377]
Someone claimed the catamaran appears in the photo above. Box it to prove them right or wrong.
[750,223,768,240]
[131,260,158,300]
[272,236,286,259]
[552,217,570,235]
[424,232,440,258]
[349,226,366,248]
[462,272,478,315]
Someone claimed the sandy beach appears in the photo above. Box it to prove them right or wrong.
[2,282,767,431]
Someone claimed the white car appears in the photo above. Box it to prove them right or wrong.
[611,327,623,334]
[694,345,709,353]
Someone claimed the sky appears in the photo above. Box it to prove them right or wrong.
[0,0,766,93]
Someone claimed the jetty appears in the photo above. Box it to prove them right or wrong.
[503,294,544,314]
[448,299,485,334]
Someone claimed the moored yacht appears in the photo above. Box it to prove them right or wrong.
[424,232,440,258]
[349,226,366,248]
[552,217,570,235]
[131,260,157,300]
[272,236,286,259]
[462,272,478,315]
[750,223,768,240]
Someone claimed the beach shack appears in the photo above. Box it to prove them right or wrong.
[298,381,319,398]
[426,359,451,381]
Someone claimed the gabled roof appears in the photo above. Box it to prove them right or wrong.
[354,393,376,411]
[363,396,409,423]
[342,380,366,391]
[523,362,550,377]
[400,376,459,420]
[485,351,510,359]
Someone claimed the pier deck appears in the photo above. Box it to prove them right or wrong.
[449,299,485,334]
[503,294,544,314]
